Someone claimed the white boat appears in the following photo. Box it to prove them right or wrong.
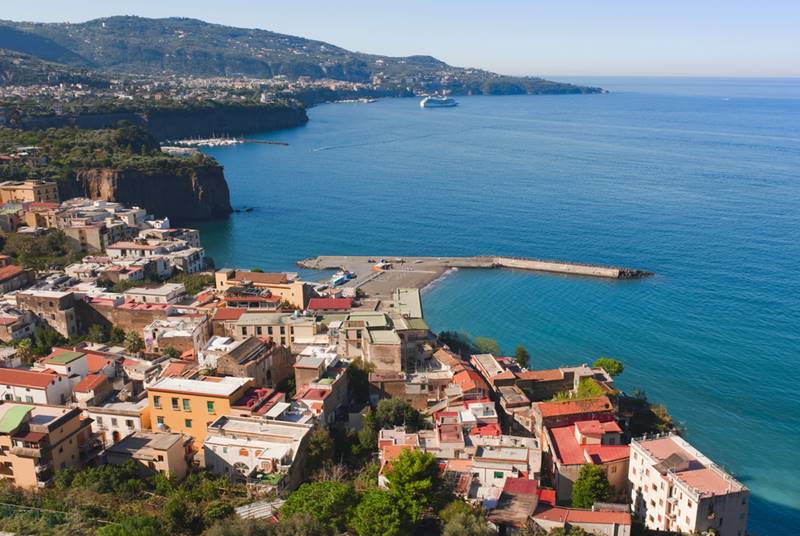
[420,95,458,108]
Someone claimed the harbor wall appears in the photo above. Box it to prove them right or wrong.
[491,257,622,278]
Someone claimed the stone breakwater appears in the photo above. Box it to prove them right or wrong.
[298,255,651,298]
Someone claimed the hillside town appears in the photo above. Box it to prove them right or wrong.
[0,180,749,536]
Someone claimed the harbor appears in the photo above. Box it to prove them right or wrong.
[298,255,652,298]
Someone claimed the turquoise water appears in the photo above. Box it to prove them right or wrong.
[196,79,800,534]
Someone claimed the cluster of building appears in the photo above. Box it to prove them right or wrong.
[0,194,749,535]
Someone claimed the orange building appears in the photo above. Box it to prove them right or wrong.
[147,376,254,445]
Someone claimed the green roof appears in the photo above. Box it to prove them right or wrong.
[0,405,34,434]
[392,288,423,318]
[404,318,429,331]
[46,351,85,364]
[368,328,401,345]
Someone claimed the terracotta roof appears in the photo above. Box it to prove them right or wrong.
[0,264,25,283]
[212,308,246,321]
[73,374,109,393]
[307,298,353,310]
[533,506,632,525]
[0,317,18,326]
[517,368,564,381]
[575,420,622,437]
[469,423,502,437]
[86,354,114,375]
[161,362,190,378]
[503,477,539,496]
[0,368,60,389]
[535,396,614,418]
[454,369,489,393]
[548,423,630,466]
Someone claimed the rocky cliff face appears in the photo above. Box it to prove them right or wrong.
[61,164,232,221]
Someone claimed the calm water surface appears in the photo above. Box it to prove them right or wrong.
[196,78,800,534]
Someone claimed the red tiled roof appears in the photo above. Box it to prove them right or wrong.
[74,374,109,393]
[548,423,630,466]
[537,488,557,506]
[534,506,632,525]
[470,423,502,438]
[86,354,114,375]
[294,387,330,401]
[0,368,60,389]
[307,297,353,310]
[517,368,564,381]
[575,419,622,437]
[0,317,18,326]
[0,264,25,283]
[454,369,489,393]
[231,271,290,285]
[536,396,614,418]
[503,477,539,496]
[161,362,190,378]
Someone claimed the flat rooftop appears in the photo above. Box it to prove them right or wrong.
[108,431,187,456]
[149,376,251,397]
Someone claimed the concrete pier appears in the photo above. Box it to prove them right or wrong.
[298,255,651,298]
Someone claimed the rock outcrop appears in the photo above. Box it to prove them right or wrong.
[60,164,232,221]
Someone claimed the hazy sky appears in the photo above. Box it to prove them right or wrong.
[4,0,799,77]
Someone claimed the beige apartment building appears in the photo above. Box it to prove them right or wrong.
[0,402,96,489]
[215,269,312,309]
[629,434,748,536]
[0,180,59,204]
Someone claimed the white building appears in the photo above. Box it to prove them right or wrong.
[204,415,312,491]
[629,434,748,536]
[0,368,72,404]
[86,397,150,446]
[124,283,187,305]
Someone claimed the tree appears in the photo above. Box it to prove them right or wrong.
[96,515,162,536]
[108,326,126,345]
[515,345,530,369]
[251,267,264,273]
[571,464,611,508]
[438,331,476,357]
[273,513,325,536]
[124,330,144,353]
[349,357,373,405]
[442,511,496,536]
[204,517,273,536]
[473,336,501,355]
[87,324,107,343]
[281,481,355,531]
[375,398,424,432]
[593,357,624,377]
[32,325,66,356]
[306,427,335,473]
[15,338,34,365]
[162,346,180,359]
[385,449,442,522]
[351,489,407,536]
[163,492,196,532]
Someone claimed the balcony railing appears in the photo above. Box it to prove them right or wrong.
[10,446,43,458]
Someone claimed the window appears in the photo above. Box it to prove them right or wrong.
[223,447,228,454]
[96,416,103,425]
[207,401,215,414]
[126,419,134,429]
[267,326,273,335]
[241,327,247,336]
[24,396,33,403]
[182,399,191,411]
[157,416,164,426]
[172,398,179,410]
[184,419,192,428]
[111,418,118,426]
[239,448,249,456]
[153,395,161,409]
[280,326,285,335]
[611,465,617,473]
[256,327,262,336]
[493,471,504,479]
[158,455,164,462]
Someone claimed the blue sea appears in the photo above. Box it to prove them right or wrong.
[196,78,800,534]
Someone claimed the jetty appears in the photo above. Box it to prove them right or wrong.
[298,255,651,298]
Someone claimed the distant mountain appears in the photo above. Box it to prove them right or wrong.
[0,48,106,87]
[0,16,600,95]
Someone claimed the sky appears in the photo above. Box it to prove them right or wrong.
[3,0,799,77]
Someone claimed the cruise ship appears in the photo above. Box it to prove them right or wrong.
[420,95,458,108]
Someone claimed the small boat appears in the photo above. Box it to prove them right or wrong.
[420,95,458,108]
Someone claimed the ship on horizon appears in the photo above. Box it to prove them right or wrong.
[420,95,458,108]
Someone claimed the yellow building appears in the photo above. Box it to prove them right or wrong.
[147,376,254,445]
[0,180,59,204]
[0,402,96,489]
[215,269,311,309]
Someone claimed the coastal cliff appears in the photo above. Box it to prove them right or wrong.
[60,164,232,221]
[13,103,308,141]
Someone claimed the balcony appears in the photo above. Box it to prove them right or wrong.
[35,462,52,474]
[10,446,43,458]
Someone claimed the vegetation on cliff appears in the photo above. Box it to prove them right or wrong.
[0,123,217,181]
